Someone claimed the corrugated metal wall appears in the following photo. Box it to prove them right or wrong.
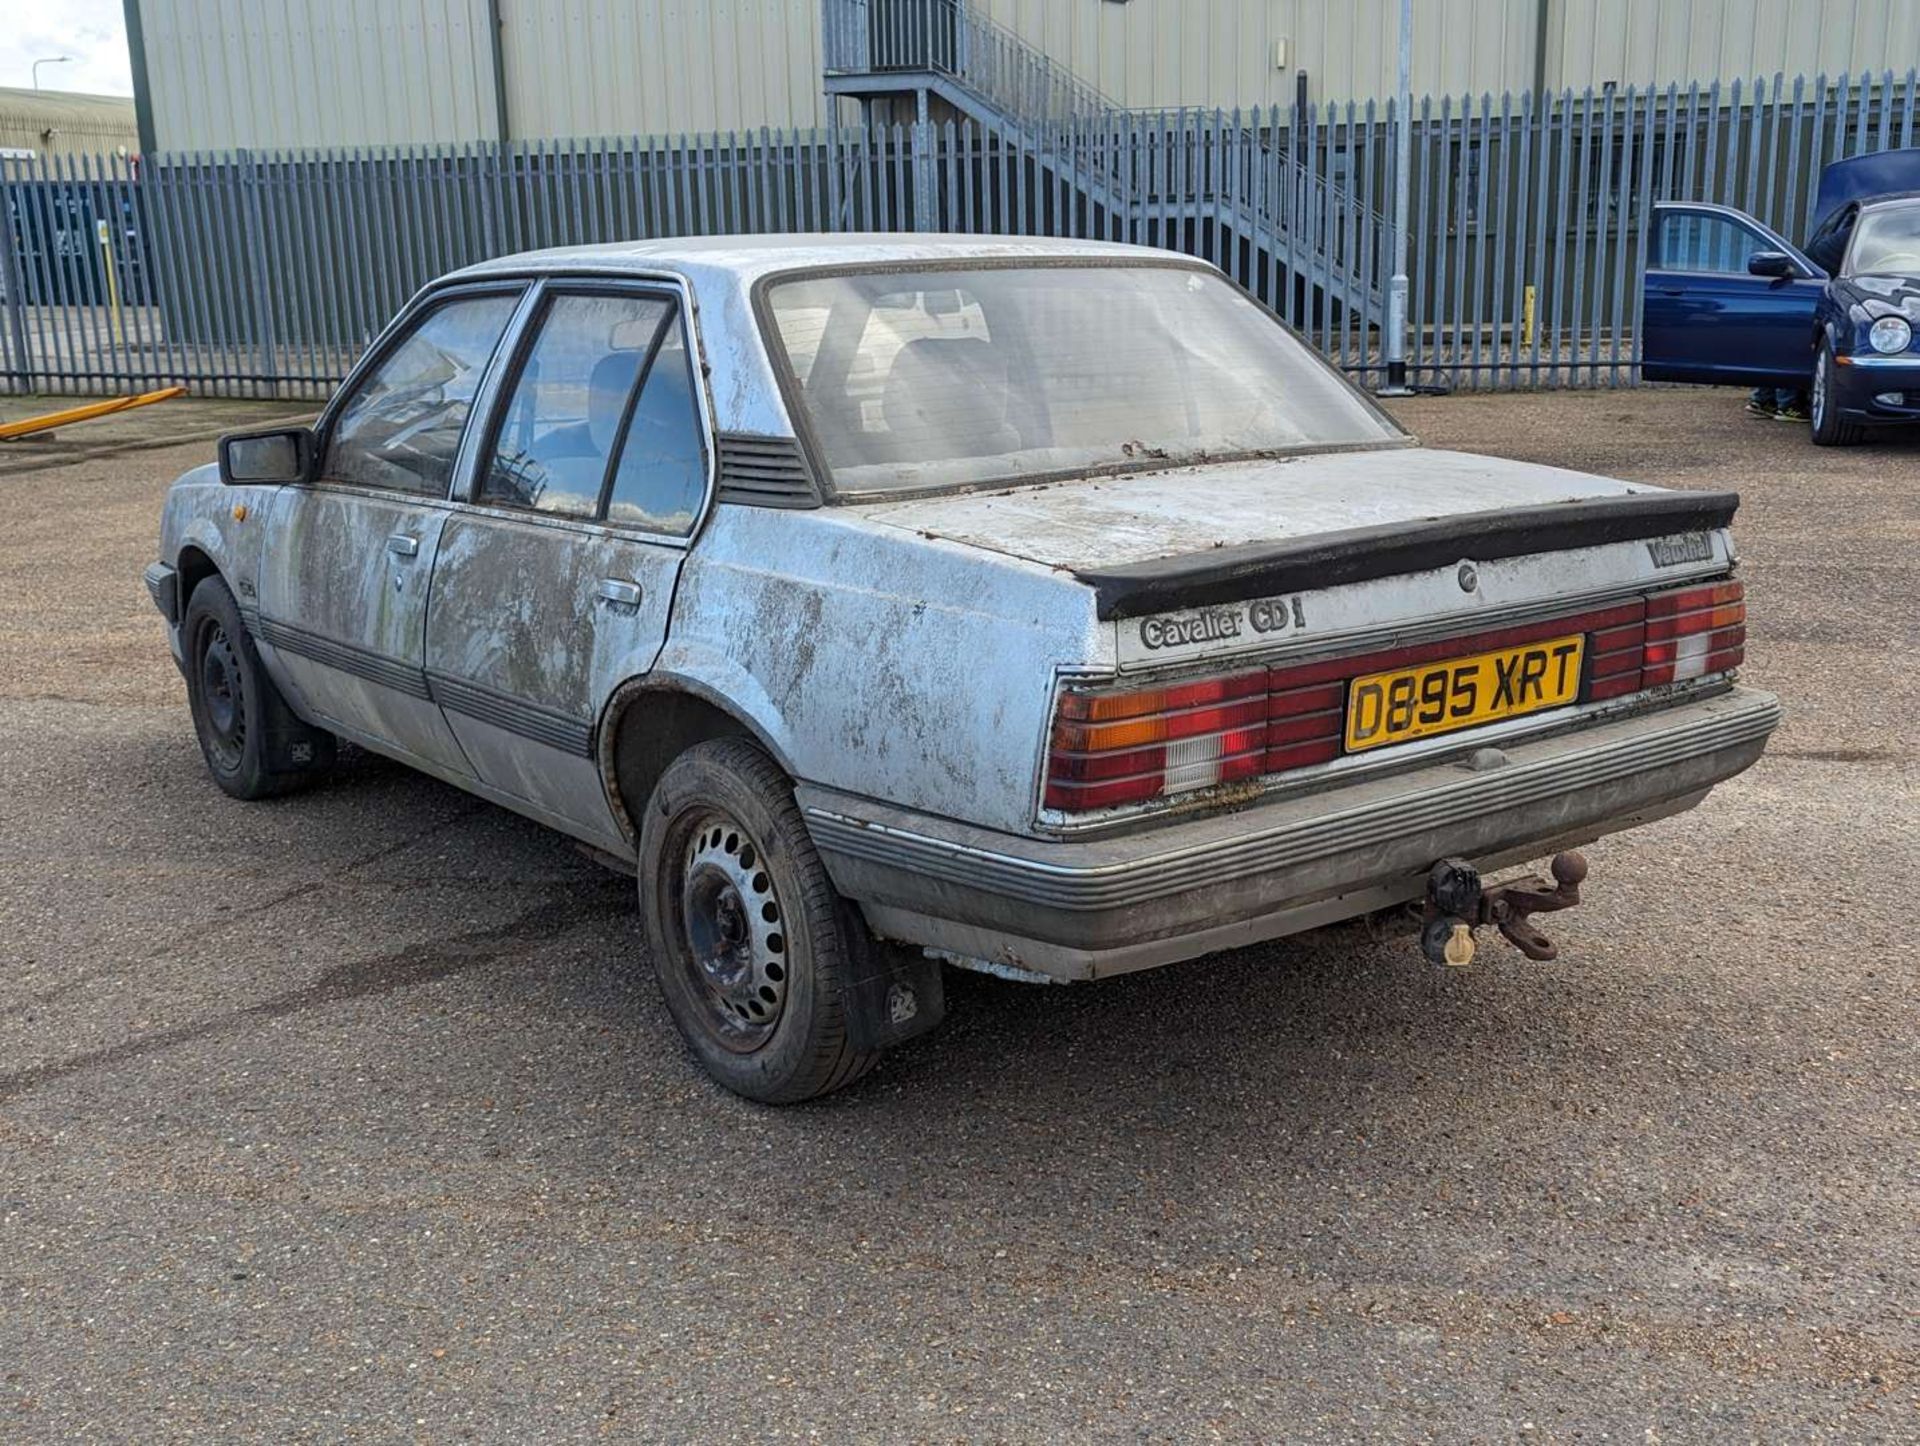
[497,0,824,139]
[979,1,1920,110]
[976,0,1537,111]
[135,0,827,151]
[139,0,499,150]
[0,88,140,161]
[130,0,1920,151]
[1549,0,1920,91]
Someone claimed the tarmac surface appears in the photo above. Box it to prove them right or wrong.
[1,387,1915,1441]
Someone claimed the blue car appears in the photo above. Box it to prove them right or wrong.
[1642,149,1920,445]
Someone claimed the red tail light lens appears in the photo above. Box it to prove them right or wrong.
[1641,579,1745,686]
[1045,671,1271,811]
[1045,665,1346,812]
[1045,578,1746,815]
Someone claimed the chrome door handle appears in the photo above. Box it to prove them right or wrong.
[596,578,643,607]
[386,533,420,558]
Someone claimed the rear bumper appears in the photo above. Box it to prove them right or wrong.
[802,685,1781,981]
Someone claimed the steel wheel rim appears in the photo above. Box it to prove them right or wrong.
[197,621,246,769]
[677,810,788,1053]
[1813,354,1828,430]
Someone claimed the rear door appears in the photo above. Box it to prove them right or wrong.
[423,283,711,846]
[257,285,525,772]
[1642,203,1825,385]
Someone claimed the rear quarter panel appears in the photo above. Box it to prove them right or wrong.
[659,505,1105,835]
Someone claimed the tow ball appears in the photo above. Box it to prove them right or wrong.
[1419,851,1589,967]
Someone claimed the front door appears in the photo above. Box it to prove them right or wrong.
[256,286,524,772]
[424,286,711,845]
[1641,203,1825,386]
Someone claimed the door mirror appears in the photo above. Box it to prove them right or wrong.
[1746,250,1800,279]
[219,426,315,485]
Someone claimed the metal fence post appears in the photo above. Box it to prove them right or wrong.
[912,87,936,229]
[237,148,278,395]
[1379,0,1414,395]
[0,158,37,394]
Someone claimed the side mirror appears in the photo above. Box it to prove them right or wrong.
[219,426,314,485]
[1746,250,1799,279]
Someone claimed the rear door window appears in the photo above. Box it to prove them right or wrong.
[481,293,674,518]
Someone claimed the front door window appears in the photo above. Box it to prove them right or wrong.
[323,293,520,496]
[1654,211,1776,275]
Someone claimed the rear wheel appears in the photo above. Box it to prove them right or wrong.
[183,577,333,800]
[638,737,880,1103]
[1810,342,1866,446]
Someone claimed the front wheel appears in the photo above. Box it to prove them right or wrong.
[182,577,334,800]
[638,738,881,1103]
[1810,342,1866,446]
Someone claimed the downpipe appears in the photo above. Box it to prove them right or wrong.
[1418,852,1589,967]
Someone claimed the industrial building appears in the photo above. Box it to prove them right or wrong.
[0,87,139,161]
[123,0,1920,154]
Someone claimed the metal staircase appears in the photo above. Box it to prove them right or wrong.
[821,0,1384,321]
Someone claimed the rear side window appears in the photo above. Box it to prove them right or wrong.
[604,321,707,534]
[482,293,674,518]
[323,292,519,495]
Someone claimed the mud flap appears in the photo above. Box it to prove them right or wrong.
[843,931,946,1053]
[256,676,336,776]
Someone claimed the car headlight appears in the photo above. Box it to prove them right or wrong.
[1868,316,1913,354]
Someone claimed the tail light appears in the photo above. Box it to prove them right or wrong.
[1642,579,1745,685]
[1045,671,1270,811]
[1045,662,1347,811]
[1045,577,1746,815]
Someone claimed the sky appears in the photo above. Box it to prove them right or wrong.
[0,0,133,96]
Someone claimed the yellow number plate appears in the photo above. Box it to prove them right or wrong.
[1344,634,1585,753]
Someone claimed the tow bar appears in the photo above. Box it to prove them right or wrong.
[1419,851,1589,967]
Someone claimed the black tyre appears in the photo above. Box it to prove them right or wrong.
[182,576,334,800]
[1810,342,1866,446]
[638,737,880,1103]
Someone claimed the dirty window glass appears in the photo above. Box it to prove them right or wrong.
[1656,211,1773,274]
[324,293,519,495]
[482,294,671,518]
[766,265,1396,496]
[605,319,707,534]
[1846,201,1920,277]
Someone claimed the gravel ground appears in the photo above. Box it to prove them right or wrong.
[1,388,1915,1442]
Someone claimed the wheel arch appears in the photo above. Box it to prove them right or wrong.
[597,671,801,847]
[175,542,222,615]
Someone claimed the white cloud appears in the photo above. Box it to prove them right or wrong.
[0,0,133,97]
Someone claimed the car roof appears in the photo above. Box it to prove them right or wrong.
[445,232,1187,287]
[440,234,1206,438]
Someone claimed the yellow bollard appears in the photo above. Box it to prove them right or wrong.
[1521,283,1536,348]
[95,218,125,348]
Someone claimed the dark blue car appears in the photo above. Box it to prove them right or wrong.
[1642,148,1920,445]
